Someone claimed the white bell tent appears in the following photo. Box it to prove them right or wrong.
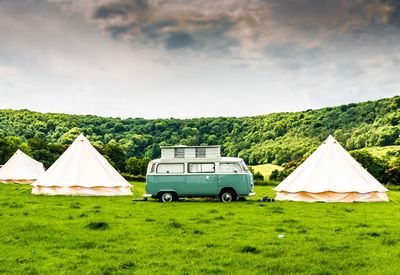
[0,149,45,184]
[32,134,132,196]
[274,135,388,202]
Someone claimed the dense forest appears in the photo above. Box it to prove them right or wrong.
[0,96,399,182]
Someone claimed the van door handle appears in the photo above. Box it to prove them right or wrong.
[206,176,210,180]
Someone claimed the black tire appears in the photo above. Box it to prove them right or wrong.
[159,192,176,203]
[219,190,237,203]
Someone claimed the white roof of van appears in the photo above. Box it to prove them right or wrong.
[150,157,243,163]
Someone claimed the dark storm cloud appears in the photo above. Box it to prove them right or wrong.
[98,8,237,51]
[141,19,179,39]
[85,0,399,55]
[182,17,239,53]
[380,0,400,26]
[107,23,137,39]
[93,0,148,19]
[165,31,194,49]
[87,1,243,53]
[39,0,400,65]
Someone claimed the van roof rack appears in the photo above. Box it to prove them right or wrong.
[160,145,221,149]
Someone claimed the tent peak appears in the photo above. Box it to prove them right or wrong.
[76,133,88,142]
[15,149,28,156]
[324,135,337,144]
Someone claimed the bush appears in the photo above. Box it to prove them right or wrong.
[125,157,150,176]
[387,158,400,185]
[269,169,290,182]
[350,151,389,183]
[253,171,264,181]
[121,173,146,182]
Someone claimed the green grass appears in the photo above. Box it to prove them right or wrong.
[250,164,283,180]
[1,183,400,274]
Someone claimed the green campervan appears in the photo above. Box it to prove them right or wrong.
[144,145,255,202]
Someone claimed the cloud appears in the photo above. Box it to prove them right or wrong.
[263,42,325,70]
[48,0,399,63]
[93,0,148,19]
[1,0,399,119]
[165,31,194,49]
[381,0,400,26]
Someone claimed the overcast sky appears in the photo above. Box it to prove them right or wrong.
[0,0,399,118]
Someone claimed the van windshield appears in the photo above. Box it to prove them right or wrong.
[240,161,250,172]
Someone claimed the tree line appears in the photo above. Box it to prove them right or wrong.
[0,96,398,182]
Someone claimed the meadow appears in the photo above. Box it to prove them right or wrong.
[1,183,400,274]
[353,145,400,162]
[250,164,283,180]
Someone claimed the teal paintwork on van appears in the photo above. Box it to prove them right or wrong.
[144,157,255,200]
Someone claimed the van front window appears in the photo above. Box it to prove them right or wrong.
[240,161,250,172]
[220,163,242,173]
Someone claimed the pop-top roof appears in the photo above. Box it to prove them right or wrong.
[160,145,221,149]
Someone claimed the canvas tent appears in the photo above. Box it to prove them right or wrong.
[274,135,388,202]
[32,134,132,196]
[0,149,45,184]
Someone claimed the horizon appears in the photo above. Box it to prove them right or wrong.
[1,0,400,118]
[1,95,397,120]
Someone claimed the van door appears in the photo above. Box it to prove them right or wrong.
[186,163,218,196]
[156,163,186,195]
[218,162,247,195]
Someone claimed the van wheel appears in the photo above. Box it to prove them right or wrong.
[219,190,236,203]
[159,192,175,203]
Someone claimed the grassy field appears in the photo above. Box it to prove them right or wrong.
[250,164,283,180]
[352,145,400,161]
[1,183,400,274]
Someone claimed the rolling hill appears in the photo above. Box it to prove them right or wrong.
[0,96,399,171]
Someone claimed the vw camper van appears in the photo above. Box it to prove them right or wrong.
[144,145,255,202]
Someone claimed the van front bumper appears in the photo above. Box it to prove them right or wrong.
[143,194,153,198]
[248,192,256,197]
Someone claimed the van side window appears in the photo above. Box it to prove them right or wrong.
[195,148,206,158]
[174,148,185,158]
[220,163,241,173]
[188,163,215,173]
[157,163,184,174]
[150,163,156,173]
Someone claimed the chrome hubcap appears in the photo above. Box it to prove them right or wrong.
[222,193,232,202]
[162,193,173,202]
